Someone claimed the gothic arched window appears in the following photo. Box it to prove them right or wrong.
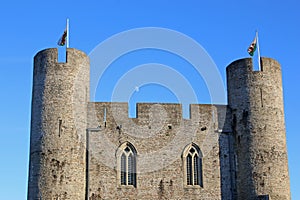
[183,144,203,187]
[117,142,137,187]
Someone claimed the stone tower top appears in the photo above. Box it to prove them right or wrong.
[226,57,281,74]
[34,48,88,65]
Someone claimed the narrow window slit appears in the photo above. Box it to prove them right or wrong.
[260,88,264,107]
[103,107,107,122]
[58,119,62,137]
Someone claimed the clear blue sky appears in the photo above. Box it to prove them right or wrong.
[0,1,299,199]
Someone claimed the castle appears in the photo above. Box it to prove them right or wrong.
[27,48,290,200]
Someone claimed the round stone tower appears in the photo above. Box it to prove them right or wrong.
[28,48,90,199]
[227,58,290,200]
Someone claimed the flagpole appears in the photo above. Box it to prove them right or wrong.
[256,30,261,71]
[66,18,69,48]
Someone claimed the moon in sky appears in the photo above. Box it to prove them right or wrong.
[135,86,139,92]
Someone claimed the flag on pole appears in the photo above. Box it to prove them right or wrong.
[57,26,67,46]
[247,35,257,56]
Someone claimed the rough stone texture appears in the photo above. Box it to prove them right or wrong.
[227,58,290,200]
[28,48,89,199]
[28,48,290,200]
[86,103,222,199]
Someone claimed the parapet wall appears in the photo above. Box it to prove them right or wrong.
[226,57,281,73]
[87,102,229,131]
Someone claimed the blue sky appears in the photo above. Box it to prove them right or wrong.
[0,0,299,199]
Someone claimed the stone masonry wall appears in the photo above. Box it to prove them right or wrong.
[86,102,225,199]
[28,48,89,199]
[227,58,290,200]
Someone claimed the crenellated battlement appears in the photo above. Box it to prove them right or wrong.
[34,48,89,69]
[87,102,230,133]
[259,57,281,73]
[34,48,88,62]
[87,102,228,120]
[226,57,281,76]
